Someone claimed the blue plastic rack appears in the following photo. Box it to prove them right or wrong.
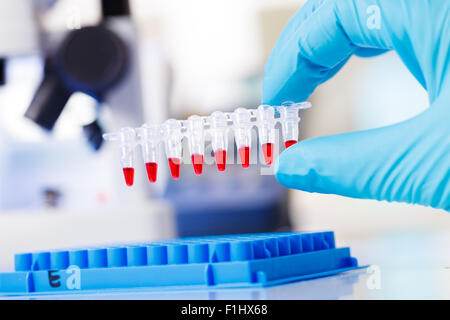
[0,232,362,295]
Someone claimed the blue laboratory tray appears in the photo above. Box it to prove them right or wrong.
[0,232,363,296]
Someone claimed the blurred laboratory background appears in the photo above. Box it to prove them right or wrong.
[0,0,448,298]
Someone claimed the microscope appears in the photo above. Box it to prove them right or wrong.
[1,0,171,198]
[0,0,175,264]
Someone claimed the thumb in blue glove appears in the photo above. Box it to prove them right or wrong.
[263,0,450,211]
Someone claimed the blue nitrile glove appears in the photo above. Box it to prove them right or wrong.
[263,0,450,211]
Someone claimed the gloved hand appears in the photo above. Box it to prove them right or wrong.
[263,0,450,211]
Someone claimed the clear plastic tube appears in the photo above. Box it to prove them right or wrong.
[280,102,301,149]
[162,119,183,179]
[138,124,160,183]
[210,111,229,171]
[232,108,253,168]
[256,105,277,165]
[187,115,205,175]
[103,127,137,186]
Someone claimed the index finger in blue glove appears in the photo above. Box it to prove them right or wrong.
[270,0,325,50]
[262,0,419,105]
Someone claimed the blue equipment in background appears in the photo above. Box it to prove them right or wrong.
[164,173,289,237]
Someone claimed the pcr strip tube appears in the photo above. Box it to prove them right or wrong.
[103,101,311,186]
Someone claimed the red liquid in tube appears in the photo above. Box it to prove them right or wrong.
[284,140,297,149]
[191,154,204,175]
[262,143,274,165]
[145,162,158,183]
[214,149,227,172]
[168,158,181,179]
[122,167,135,186]
[238,146,250,168]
